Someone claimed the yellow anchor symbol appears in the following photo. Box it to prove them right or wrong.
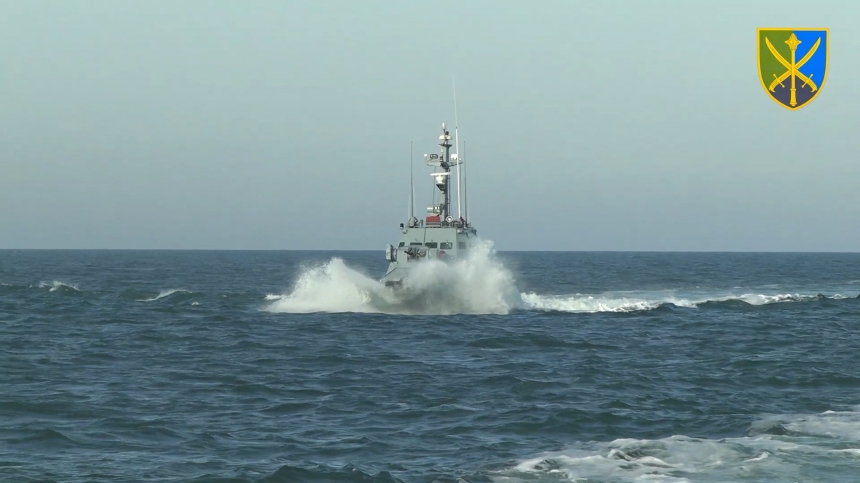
[765,33,820,106]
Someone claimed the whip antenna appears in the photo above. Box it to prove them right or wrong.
[453,77,461,220]
[464,140,468,223]
[409,141,414,219]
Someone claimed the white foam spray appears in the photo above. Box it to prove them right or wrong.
[265,240,521,315]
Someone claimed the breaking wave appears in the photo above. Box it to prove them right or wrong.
[264,242,858,315]
[37,281,81,293]
[522,292,856,313]
[499,408,860,483]
[137,289,192,302]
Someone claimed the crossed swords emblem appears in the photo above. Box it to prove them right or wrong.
[765,33,821,106]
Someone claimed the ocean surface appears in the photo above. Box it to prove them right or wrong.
[3,247,860,483]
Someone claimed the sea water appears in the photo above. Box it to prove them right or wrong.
[2,247,860,482]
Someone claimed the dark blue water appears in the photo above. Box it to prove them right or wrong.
[2,249,860,482]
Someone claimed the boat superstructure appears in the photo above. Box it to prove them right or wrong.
[381,123,477,287]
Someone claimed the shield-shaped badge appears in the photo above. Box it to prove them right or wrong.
[757,28,828,110]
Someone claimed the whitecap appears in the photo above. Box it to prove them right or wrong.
[39,281,80,292]
[497,409,860,482]
[519,290,857,314]
[138,289,191,302]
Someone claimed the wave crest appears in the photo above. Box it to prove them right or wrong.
[521,292,856,313]
[38,281,80,293]
[137,289,192,302]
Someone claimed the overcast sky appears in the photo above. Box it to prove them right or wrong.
[1,1,858,251]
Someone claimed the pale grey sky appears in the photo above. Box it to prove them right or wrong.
[1,1,858,250]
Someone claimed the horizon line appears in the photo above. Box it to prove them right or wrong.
[1,248,859,254]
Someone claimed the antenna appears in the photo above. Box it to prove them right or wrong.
[409,141,414,219]
[453,77,461,220]
[463,141,468,223]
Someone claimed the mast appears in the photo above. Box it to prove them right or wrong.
[438,124,452,220]
[453,78,461,220]
[424,124,453,222]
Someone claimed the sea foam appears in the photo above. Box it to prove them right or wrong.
[502,408,860,483]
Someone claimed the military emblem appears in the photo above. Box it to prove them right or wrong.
[757,28,828,110]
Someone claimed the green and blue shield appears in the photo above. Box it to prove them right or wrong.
[757,28,828,110]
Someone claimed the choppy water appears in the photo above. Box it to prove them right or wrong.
[2,248,860,482]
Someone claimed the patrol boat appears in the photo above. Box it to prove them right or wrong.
[382,123,476,287]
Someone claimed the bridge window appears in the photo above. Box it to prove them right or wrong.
[398,242,405,247]
[458,242,466,250]
[410,242,423,246]
[425,242,438,248]
[440,242,453,249]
